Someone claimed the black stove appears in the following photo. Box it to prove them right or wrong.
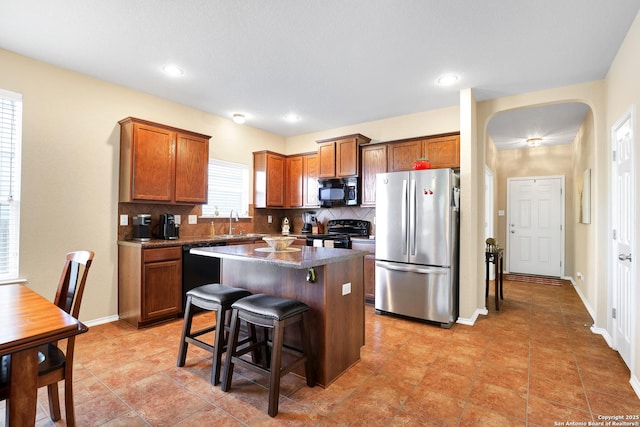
[305,219,370,249]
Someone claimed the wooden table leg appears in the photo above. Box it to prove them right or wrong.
[494,257,500,311]
[485,257,490,299]
[6,348,39,426]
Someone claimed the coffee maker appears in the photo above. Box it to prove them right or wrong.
[301,211,317,234]
[132,214,151,241]
[160,213,179,240]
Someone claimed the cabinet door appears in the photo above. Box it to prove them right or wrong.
[318,142,336,178]
[142,259,182,321]
[425,135,460,168]
[364,254,375,303]
[360,144,387,207]
[303,153,319,207]
[131,123,175,201]
[285,155,303,208]
[266,153,285,207]
[387,139,424,172]
[335,137,358,177]
[175,133,209,203]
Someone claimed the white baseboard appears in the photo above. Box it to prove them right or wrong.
[567,276,596,320]
[630,374,640,400]
[84,315,119,327]
[457,307,488,326]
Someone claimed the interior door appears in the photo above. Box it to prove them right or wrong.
[508,177,564,277]
[611,108,635,369]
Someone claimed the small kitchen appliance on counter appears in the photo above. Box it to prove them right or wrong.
[132,214,151,241]
[159,213,179,240]
[301,211,317,234]
[305,219,370,249]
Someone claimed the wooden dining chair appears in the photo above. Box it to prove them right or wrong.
[0,250,94,426]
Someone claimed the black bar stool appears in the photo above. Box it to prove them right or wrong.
[221,294,315,417]
[177,283,252,385]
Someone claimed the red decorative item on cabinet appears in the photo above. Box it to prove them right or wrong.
[412,158,431,170]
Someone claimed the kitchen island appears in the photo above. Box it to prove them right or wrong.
[191,243,367,387]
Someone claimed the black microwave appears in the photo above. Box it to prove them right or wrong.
[318,177,358,207]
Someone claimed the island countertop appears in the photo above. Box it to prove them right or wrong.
[190,243,367,269]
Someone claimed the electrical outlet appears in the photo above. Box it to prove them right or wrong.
[174,214,181,224]
[119,214,128,226]
[576,272,583,280]
[342,282,351,296]
[188,215,198,224]
[268,215,273,223]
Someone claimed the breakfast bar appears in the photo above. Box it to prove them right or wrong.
[190,243,367,387]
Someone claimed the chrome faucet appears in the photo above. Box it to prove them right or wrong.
[229,209,239,235]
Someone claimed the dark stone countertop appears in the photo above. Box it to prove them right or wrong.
[190,243,367,269]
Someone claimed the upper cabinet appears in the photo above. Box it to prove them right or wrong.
[316,134,371,178]
[387,134,460,172]
[254,151,286,208]
[360,144,388,207]
[119,117,210,204]
[254,151,319,209]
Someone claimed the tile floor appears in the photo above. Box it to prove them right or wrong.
[2,278,639,426]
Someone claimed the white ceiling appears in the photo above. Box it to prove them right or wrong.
[1,1,638,145]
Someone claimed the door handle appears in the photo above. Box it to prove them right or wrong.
[618,253,632,262]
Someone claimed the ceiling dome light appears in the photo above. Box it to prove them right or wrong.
[162,64,184,77]
[526,137,542,147]
[436,74,459,86]
[232,113,246,124]
[283,113,300,123]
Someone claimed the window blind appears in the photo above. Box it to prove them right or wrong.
[0,89,22,280]
[202,159,249,217]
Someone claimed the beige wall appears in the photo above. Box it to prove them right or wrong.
[284,106,460,153]
[494,143,575,277]
[605,10,640,385]
[0,49,285,322]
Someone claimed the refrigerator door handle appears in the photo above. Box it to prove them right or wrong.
[376,260,447,275]
[401,179,408,255]
[409,178,416,256]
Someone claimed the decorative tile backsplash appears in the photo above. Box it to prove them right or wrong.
[118,203,376,240]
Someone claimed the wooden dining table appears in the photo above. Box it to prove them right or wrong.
[0,283,88,426]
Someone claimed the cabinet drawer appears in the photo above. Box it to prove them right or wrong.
[143,246,181,263]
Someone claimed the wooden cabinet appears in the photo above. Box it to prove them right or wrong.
[285,155,303,208]
[119,117,210,204]
[253,151,286,208]
[360,144,388,207]
[303,153,320,207]
[317,134,371,178]
[425,134,460,169]
[118,245,182,327]
[352,240,376,304]
[387,134,460,172]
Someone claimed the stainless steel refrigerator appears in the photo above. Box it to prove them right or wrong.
[374,168,460,327]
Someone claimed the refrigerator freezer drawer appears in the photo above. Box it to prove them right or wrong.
[374,261,458,326]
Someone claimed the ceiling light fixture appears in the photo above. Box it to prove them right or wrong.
[436,74,459,86]
[162,64,184,77]
[526,137,543,147]
[283,113,300,123]
[232,113,246,124]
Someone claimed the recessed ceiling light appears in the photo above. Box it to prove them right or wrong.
[232,113,246,124]
[162,64,184,77]
[526,137,542,147]
[283,113,300,123]
[436,74,459,86]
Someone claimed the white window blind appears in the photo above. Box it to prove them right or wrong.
[0,89,22,281]
[202,159,249,217]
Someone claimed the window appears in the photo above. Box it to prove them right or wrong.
[202,159,249,217]
[0,89,22,281]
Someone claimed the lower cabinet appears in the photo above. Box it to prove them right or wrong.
[352,240,376,304]
[118,244,182,327]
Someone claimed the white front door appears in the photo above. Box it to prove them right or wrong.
[507,177,564,277]
[611,107,635,369]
